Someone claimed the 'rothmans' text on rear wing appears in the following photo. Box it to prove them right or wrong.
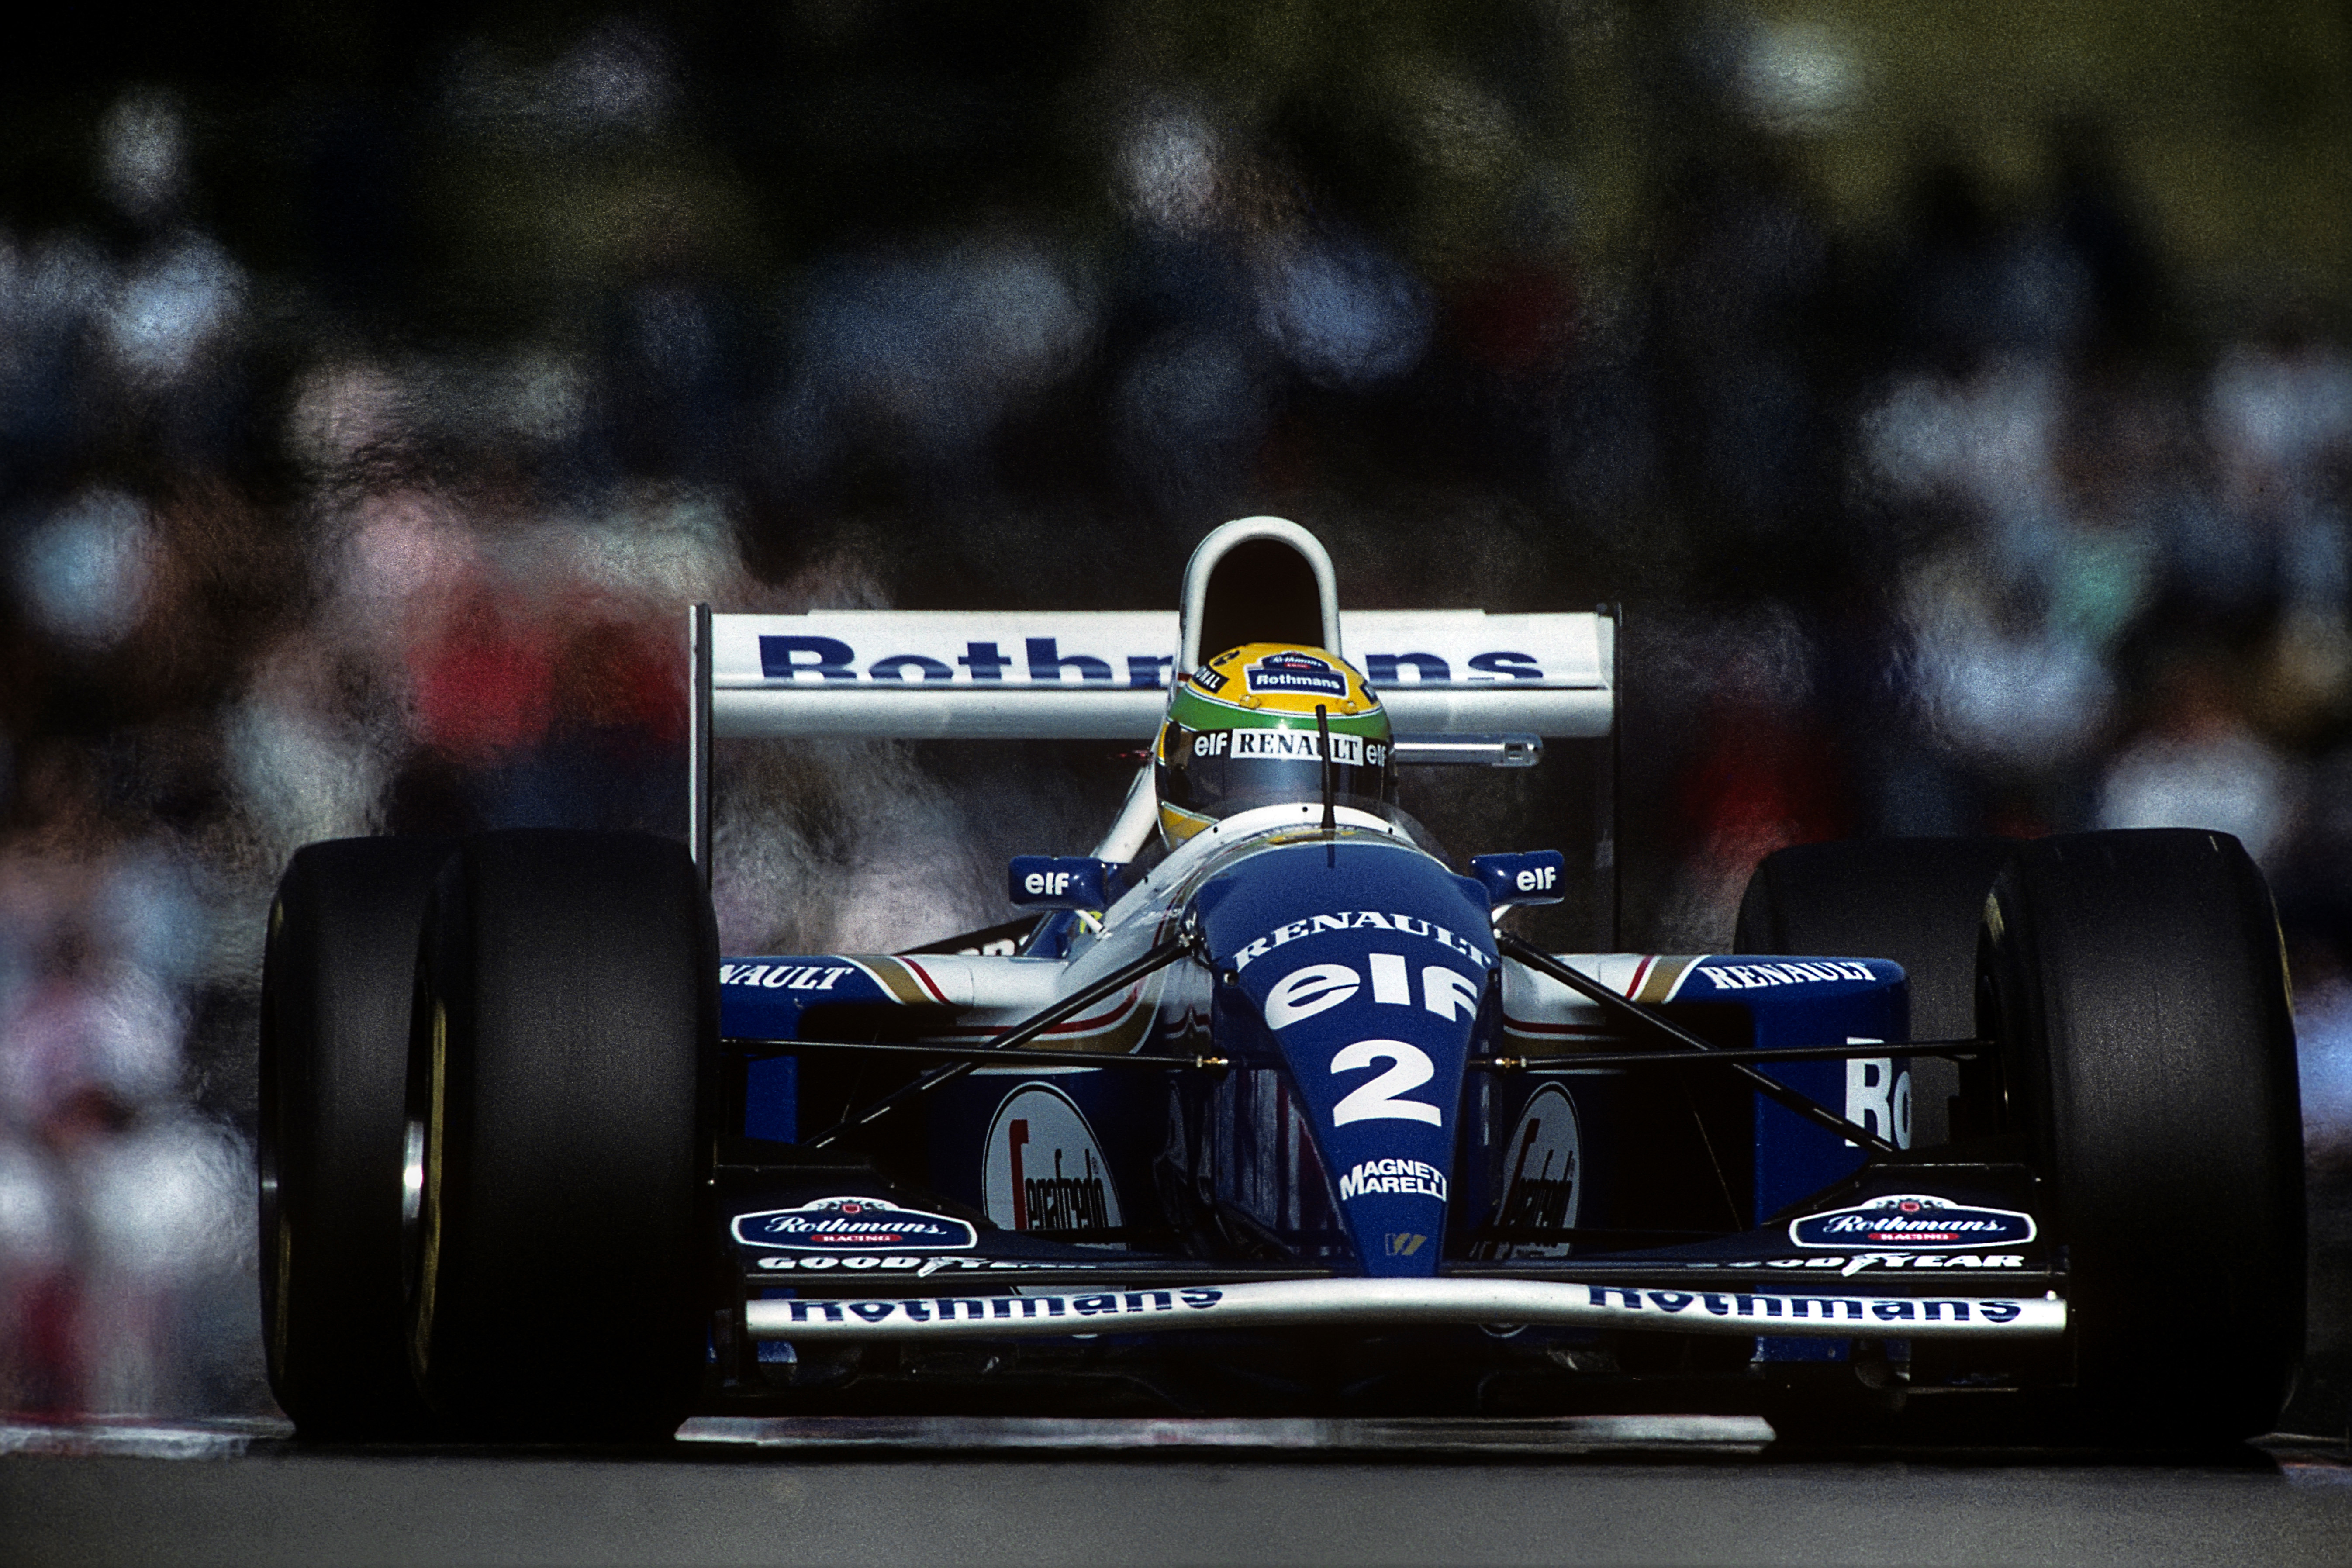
[691,607,1613,742]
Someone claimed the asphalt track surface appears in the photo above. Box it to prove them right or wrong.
[6,1417,2352,1566]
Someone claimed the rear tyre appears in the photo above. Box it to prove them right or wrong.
[1735,837,2017,1144]
[1982,829,2304,1445]
[406,829,718,1441]
[260,836,452,1439]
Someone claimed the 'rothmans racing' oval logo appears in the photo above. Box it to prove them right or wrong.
[1247,650,1349,698]
[1789,1193,2036,1251]
[733,1196,978,1253]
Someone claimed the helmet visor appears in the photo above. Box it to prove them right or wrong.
[1161,722,1395,822]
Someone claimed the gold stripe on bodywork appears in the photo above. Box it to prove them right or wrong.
[1500,954,1707,1055]
[1637,956,1704,1004]
[849,956,939,1007]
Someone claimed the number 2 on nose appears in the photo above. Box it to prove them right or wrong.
[1329,1039,1441,1126]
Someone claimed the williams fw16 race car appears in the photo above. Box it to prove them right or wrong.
[259,518,2304,1444]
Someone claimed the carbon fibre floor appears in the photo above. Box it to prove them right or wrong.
[4,1416,2350,1567]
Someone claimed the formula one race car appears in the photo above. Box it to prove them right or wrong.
[257,518,2304,1446]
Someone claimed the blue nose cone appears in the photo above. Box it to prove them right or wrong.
[1195,837,1496,1276]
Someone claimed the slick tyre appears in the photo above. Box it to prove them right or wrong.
[260,836,452,1439]
[1737,837,2018,1146]
[406,830,718,1441]
[1981,829,2304,1445]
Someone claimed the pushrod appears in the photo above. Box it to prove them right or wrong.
[801,927,1198,1150]
[724,1035,1223,1071]
[1475,1038,1990,1073]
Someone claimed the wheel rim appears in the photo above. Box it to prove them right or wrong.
[259,898,290,1387]
[404,997,449,1380]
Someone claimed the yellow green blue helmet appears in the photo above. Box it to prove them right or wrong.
[1154,642,1396,846]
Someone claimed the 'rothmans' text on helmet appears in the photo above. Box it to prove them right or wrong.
[1154,643,1396,846]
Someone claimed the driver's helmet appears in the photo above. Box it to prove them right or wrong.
[1155,642,1397,846]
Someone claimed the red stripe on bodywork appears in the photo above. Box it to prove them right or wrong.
[1625,956,1655,998]
[899,959,953,1005]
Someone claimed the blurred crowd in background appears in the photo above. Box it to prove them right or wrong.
[0,2,2346,1419]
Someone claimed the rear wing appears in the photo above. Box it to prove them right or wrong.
[695,608,1614,741]
[685,518,1620,943]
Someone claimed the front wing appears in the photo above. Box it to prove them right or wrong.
[746,1276,2065,1344]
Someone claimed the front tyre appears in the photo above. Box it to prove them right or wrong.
[1982,829,2304,1444]
[406,830,717,1441]
[260,836,452,1439]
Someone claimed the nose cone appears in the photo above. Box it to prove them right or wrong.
[1195,837,1496,1275]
